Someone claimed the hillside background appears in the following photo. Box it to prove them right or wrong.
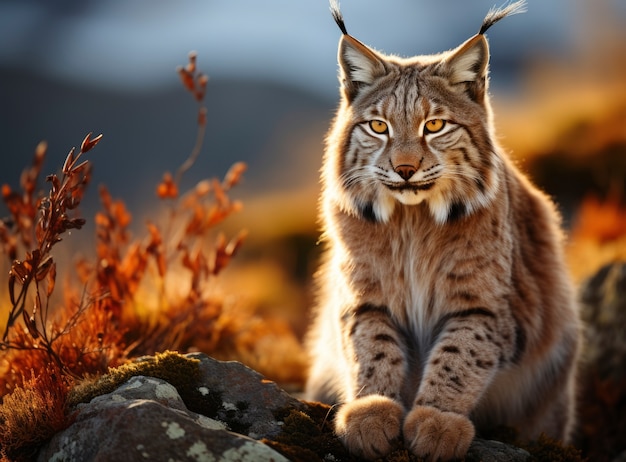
[1,0,625,339]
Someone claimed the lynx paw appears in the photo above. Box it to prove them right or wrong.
[403,405,475,461]
[335,395,404,460]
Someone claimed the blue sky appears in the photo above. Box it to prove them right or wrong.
[1,0,606,96]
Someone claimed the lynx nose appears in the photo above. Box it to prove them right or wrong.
[394,164,417,181]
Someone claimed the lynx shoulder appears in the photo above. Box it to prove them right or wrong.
[305,1,580,460]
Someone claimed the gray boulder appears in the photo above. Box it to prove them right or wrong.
[37,375,289,462]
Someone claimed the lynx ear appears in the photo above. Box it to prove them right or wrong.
[447,34,489,85]
[338,35,386,101]
[330,0,385,100]
[441,34,489,102]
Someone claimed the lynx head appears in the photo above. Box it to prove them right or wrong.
[324,1,526,224]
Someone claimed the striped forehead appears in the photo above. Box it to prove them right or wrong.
[364,67,436,120]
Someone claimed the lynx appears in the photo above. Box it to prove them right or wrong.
[305,1,581,460]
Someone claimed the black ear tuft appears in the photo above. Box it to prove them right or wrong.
[479,0,527,35]
[329,0,348,35]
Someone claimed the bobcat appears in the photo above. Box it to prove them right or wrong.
[305,1,581,460]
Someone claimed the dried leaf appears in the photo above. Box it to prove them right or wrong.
[194,180,211,197]
[111,201,132,229]
[71,159,90,176]
[196,74,209,102]
[186,51,197,73]
[48,174,61,196]
[62,148,76,174]
[46,261,57,297]
[146,222,162,249]
[66,196,80,210]
[212,179,227,208]
[177,67,195,93]
[36,256,54,282]
[226,229,248,257]
[23,309,39,340]
[1,183,11,199]
[10,260,30,284]
[210,230,248,276]
[94,212,110,228]
[80,132,103,154]
[185,205,205,236]
[64,218,86,230]
[99,185,113,210]
[156,172,178,199]
[212,233,230,275]
[223,162,247,189]
[35,140,47,163]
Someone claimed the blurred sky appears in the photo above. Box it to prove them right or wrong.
[1,0,625,219]
[0,0,607,96]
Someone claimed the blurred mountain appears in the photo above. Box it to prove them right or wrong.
[0,66,334,216]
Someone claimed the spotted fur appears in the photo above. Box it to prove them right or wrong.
[306,2,580,460]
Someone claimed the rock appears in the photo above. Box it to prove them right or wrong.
[187,352,306,439]
[37,375,289,462]
[576,261,626,461]
[580,261,626,379]
[36,351,579,461]
[466,439,530,462]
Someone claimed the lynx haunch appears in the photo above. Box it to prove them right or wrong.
[305,1,581,460]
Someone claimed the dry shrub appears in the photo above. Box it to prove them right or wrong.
[82,161,249,359]
[567,195,626,282]
[0,52,306,459]
[0,134,127,459]
[0,132,104,385]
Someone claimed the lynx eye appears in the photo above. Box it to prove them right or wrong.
[424,119,446,134]
[369,120,389,134]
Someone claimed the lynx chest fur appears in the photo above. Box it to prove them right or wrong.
[305,2,581,461]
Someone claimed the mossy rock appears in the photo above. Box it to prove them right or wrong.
[68,350,200,407]
[66,351,587,461]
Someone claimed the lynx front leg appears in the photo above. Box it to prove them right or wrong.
[335,303,408,460]
[404,308,511,461]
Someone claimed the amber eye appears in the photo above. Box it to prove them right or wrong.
[424,119,446,134]
[369,120,389,134]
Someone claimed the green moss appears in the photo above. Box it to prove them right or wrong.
[68,351,200,407]
[265,402,423,462]
[264,404,351,461]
